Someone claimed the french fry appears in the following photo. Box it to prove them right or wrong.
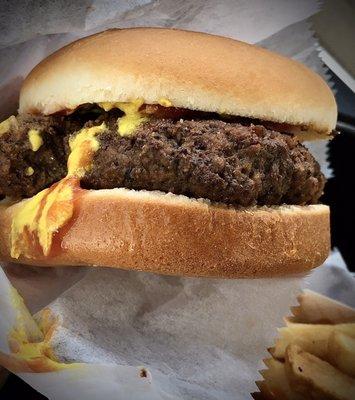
[271,323,355,359]
[328,331,355,378]
[262,294,355,399]
[285,344,355,400]
[290,290,355,324]
[257,358,306,400]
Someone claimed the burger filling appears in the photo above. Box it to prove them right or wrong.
[0,106,325,207]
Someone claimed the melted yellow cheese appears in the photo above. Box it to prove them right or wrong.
[68,123,106,177]
[99,99,173,136]
[37,179,75,256]
[0,116,17,137]
[25,167,34,176]
[28,129,43,151]
[10,181,74,259]
[99,99,148,136]
[99,102,119,112]
[158,98,173,107]
[11,189,49,258]
[11,123,106,259]
[116,99,148,136]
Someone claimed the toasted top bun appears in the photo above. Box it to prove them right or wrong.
[19,28,336,139]
[0,189,330,278]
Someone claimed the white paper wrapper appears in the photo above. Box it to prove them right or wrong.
[0,1,337,398]
[0,267,304,399]
[2,257,354,400]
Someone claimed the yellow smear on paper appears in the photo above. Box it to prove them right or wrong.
[4,289,77,373]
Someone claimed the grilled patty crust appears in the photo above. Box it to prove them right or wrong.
[0,115,325,206]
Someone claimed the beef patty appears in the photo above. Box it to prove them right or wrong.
[0,115,80,198]
[0,114,325,206]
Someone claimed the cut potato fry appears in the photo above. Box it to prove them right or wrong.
[262,294,355,399]
[285,344,355,400]
[257,358,306,399]
[328,331,355,378]
[272,323,355,359]
[290,290,355,324]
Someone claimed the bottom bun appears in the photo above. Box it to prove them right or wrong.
[0,188,330,278]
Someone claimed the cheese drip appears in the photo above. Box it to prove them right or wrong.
[100,99,147,136]
[11,123,106,259]
[99,98,172,136]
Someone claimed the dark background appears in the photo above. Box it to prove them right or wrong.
[322,70,355,272]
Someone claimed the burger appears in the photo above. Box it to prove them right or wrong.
[0,28,336,277]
